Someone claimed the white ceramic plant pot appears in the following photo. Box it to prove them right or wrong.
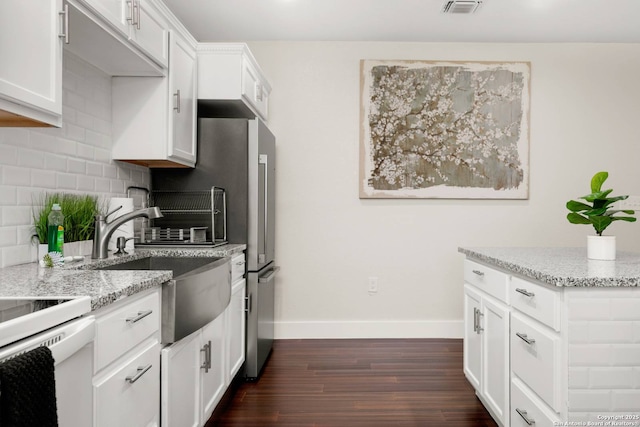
[587,235,616,260]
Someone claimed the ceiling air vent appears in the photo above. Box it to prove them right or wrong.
[442,0,482,14]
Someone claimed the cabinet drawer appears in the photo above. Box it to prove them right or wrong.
[511,378,560,427]
[511,276,562,331]
[511,312,561,411]
[464,259,510,303]
[95,291,160,371]
[231,253,246,283]
[94,339,160,427]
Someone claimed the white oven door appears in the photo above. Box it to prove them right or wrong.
[0,316,95,427]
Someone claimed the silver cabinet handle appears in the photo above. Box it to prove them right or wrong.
[173,89,181,113]
[516,288,535,297]
[255,82,263,102]
[59,4,69,44]
[476,309,483,333]
[472,269,484,276]
[245,293,252,313]
[472,307,478,332]
[134,0,141,30]
[125,364,152,384]
[516,332,536,345]
[515,408,536,425]
[126,310,153,324]
[127,1,134,24]
[236,261,245,266]
[200,340,211,373]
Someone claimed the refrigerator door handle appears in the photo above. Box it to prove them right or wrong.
[258,266,280,283]
[259,154,268,264]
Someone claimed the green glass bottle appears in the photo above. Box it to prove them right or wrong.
[47,203,65,254]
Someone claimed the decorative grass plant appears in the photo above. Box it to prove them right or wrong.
[32,193,103,244]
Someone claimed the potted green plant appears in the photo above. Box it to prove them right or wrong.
[566,171,636,260]
[32,193,102,258]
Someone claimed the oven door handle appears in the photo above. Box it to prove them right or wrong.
[49,317,95,365]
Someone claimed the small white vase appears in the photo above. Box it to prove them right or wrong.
[587,235,616,260]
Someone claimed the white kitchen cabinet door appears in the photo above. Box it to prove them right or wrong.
[0,0,62,126]
[94,339,160,427]
[161,332,201,427]
[81,0,168,68]
[463,284,482,391]
[112,29,196,167]
[168,29,197,165]
[481,296,510,426]
[226,279,246,384]
[200,315,226,423]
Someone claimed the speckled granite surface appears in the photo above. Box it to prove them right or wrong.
[0,244,246,310]
[459,247,640,287]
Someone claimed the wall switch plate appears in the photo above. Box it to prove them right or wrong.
[368,277,378,294]
[616,195,640,210]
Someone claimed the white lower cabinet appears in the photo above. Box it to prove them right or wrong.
[200,314,226,423]
[92,287,161,427]
[463,282,510,426]
[226,278,246,384]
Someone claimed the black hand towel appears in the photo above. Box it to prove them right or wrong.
[0,346,58,427]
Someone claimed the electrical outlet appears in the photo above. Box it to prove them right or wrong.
[368,277,378,294]
[617,195,640,210]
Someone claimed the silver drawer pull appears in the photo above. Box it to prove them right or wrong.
[236,261,245,266]
[516,332,536,345]
[472,269,485,276]
[126,310,153,324]
[515,408,536,425]
[516,288,535,297]
[125,364,152,384]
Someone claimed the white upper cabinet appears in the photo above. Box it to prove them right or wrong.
[197,43,271,122]
[79,0,168,68]
[112,29,197,168]
[0,0,63,127]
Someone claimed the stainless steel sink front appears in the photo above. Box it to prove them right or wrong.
[98,256,231,343]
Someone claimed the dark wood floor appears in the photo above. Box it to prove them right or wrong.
[207,338,498,427]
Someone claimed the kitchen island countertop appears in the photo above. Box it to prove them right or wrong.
[0,244,246,310]
[459,246,640,287]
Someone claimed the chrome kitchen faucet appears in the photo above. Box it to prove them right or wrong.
[91,206,163,259]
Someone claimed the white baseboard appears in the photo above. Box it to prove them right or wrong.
[274,319,464,339]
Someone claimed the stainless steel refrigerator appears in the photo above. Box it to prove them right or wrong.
[151,117,278,380]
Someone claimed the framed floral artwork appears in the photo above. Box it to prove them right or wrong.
[359,60,530,199]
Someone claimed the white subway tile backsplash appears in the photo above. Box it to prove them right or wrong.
[86,161,103,177]
[0,145,17,165]
[77,177,95,192]
[0,227,17,247]
[589,368,636,389]
[0,53,149,268]
[589,321,634,344]
[2,206,32,226]
[67,158,86,174]
[31,170,56,189]
[611,390,640,411]
[77,143,95,160]
[45,154,68,172]
[569,367,590,388]
[56,173,77,190]
[18,149,45,169]
[568,390,611,411]
[55,137,77,157]
[569,321,589,343]
[569,298,611,320]
[103,164,118,179]
[569,344,612,366]
[3,166,31,186]
[95,178,111,193]
[0,186,17,205]
[612,345,640,366]
[613,299,640,320]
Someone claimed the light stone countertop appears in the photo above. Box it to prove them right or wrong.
[0,244,246,310]
[458,247,640,287]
